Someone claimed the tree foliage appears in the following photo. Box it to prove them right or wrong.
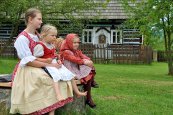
[121,0,173,75]
[0,0,103,53]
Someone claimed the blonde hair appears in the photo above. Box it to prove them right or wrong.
[25,8,41,25]
[54,38,64,49]
[40,24,57,39]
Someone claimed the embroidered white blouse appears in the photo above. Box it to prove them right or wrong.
[14,33,39,67]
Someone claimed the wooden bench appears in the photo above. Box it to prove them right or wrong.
[0,74,87,115]
[0,73,82,87]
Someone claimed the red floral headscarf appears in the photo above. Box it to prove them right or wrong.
[60,33,79,51]
[60,33,82,58]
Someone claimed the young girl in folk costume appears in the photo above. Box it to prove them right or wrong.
[33,24,87,100]
[54,38,98,87]
[10,8,73,115]
[60,34,97,108]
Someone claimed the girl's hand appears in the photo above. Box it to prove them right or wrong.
[88,60,93,67]
[57,60,62,64]
[84,60,93,68]
[83,59,89,62]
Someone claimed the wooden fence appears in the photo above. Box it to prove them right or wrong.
[0,39,17,58]
[157,51,173,62]
[157,51,166,62]
[0,39,152,64]
[80,44,152,64]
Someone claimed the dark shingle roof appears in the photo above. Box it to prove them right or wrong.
[71,0,134,20]
[49,0,139,20]
[94,0,129,19]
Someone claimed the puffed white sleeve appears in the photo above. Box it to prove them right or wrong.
[14,35,36,67]
[33,44,44,57]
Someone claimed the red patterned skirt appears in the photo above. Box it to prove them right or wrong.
[30,97,73,115]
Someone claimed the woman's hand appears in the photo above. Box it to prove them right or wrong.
[36,58,53,64]
[45,58,53,64]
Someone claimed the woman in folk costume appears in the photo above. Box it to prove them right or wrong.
[10,8,73,115]
[60,34,97,108]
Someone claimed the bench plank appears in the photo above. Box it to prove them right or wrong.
[0,82,11,88]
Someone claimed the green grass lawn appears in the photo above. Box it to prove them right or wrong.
[0,58,173,115]
[89,63,173,115]
[0,58,18,74]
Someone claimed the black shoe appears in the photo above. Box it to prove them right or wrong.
[85,100,96,108]
[91,83,99,88]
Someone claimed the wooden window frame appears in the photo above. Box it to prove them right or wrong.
[82,29,93,43]
[110,30,122,44]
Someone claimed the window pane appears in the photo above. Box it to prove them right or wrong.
[84,31,87,42]
[113,32,116,43]
[117,31,120,36]
[89,31,92,42]
[117,31,120,43]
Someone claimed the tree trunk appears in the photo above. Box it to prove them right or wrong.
[168,60,173,75]
[162,18,168,51]
[166,50,173,75]
[165,15,173,75]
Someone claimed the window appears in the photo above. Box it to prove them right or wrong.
[83,29,93,43]
[111,30,122,44]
